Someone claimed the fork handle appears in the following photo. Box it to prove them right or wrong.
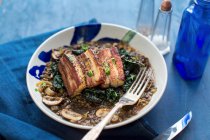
[82,103,123,140]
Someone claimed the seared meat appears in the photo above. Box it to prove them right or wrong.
[58,52,86,96]
[97,47,125,88]
[109,47,125,87]
[77,49,105,88]
[58,47,124,96]
[97,48,112,88]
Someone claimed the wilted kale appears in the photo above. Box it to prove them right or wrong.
[82,88,121,104]
[106,88,121,102]
[72,49,84,55]
[51,61,59,76]
[72,43,89,55]
[53,75,64,89]
[51,61,64,89]
[119,48,140,74]
[119,48,140,92]
[82,88,106,103]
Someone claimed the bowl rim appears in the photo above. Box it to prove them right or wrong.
[26,23,168,130]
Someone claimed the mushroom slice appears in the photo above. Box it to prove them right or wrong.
[96,108,119,122]
[44,87,56,96]
[36,81,52,87]
[96,108,110,117]
[61,109,82,121]
[42,96,63,106]
[111,115,119,123]
[52,49,64,60]
[36,81,53,92]
[50,106,59,112]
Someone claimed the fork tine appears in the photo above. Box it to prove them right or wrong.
[127,68,145,93]
[131,68,148,94]
[135,69,152,97]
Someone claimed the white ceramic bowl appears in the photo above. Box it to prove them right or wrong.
[26,23,167,129]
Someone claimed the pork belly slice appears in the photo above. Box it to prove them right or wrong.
[97,48,112,88]
[77,49,105,88]
[58,53,86,96]
[97,47,125,88]
[109,47,125,87]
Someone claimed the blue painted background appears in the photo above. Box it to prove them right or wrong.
[0,0,210,139]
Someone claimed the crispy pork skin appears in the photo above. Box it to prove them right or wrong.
[77,49,105,88]
[97,48,112,88]
[97,47,125,88]
[58,47,125,96]
[109,47,125,87]
[58,52,86,96]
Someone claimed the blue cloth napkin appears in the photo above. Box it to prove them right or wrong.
[0,19,158,140]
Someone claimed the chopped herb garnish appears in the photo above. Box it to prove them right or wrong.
[87,70,94,77]
[111,58,116,64]
[68,55,75,62]
[35,88,38,92]
[127,74,136,81]
[41,82,46,87]
[81,44,89,51]
[103,62,110,75]
[105,66,110,75]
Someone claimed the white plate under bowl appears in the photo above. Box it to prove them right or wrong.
[26,23,167,129]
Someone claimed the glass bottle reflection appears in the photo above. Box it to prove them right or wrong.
[151,0,172,55]
[136,0,154,37]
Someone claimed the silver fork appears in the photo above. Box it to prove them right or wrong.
[82,68,153,140]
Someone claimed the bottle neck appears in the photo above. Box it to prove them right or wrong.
[195,0,210,8]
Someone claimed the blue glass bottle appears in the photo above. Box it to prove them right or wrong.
[173,0,210,80]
